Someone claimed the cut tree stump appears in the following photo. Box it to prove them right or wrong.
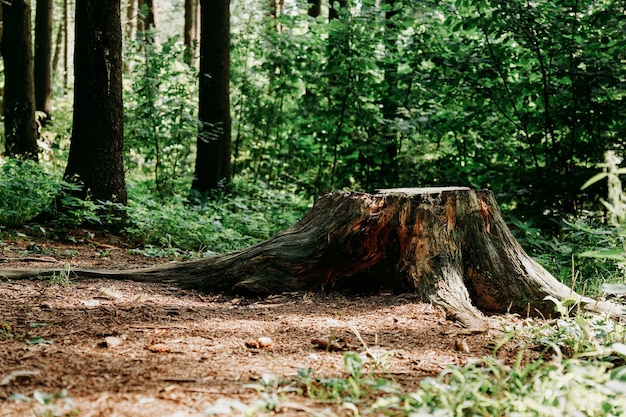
[1,187,623,331]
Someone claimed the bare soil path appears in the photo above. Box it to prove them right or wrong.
[0,231,527,416]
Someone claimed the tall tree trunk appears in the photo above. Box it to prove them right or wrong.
[63,0,69,93]
[192,0,231,193]
[2,0,39,160]
[125,0,137,40]
[52,21,64,83]
[0,5,3,116]
[64,0,127,205]
[34,0,54,124]
[183,0,198,66]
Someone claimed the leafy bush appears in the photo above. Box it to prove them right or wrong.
[124,179,311,255]
[0,159,59,226]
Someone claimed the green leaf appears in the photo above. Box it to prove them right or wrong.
[26,337,53,345]
[581,172,608,190]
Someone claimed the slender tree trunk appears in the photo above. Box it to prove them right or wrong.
[0,5,3,115]
[52,21,64,82]
[64,0,127,205]
[125,0,137,40]
[183,0,198,66]
[192,0,231,193]
[34,0,54,123]
[63,0,69,93]
[2,0,39,160]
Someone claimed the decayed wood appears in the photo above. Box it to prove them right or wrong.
[1,187,622,330]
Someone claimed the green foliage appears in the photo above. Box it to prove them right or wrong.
[513,213,626,294]
[0,159,59,226]
[124,179,311,254]
[228,0,626,222]
[124,35,198,198]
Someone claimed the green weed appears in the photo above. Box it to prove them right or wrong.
[45,264,74,287]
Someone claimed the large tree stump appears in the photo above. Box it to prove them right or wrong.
[1,187,622,330]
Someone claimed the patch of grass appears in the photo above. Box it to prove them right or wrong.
[45,264,74,287]
[0,321,14,340]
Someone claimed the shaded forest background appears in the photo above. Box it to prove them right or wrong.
[1,0,626,292]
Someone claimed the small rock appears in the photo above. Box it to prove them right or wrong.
[104,336,124,348]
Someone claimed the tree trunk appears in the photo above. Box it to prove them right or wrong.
[307,0,321,18]
[63,0,69,93]
[2,0,39,160]
[192,0,232,193]
[125,0,137,40]
[51,20,64,84]
[64,0,127,205]
[183,0,198,66]
[2,188,621,330]
[34,0,54,123]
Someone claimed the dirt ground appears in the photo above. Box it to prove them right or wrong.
[0,231,529,416]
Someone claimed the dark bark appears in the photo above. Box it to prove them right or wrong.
[183,0,198,66]
[307,0,321,18]
[34,0,54,123]
[64,0,127,205]
[192,0,232,193]
[2,188,622,331]
[2,0,39,160]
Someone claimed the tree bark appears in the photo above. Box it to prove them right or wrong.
[192,0,232,193]
[34,0,54,123]
[63,0,69,92]
[64,0,127,205]
[2,188,621,330]
[307,0,321,18]
[2,0,39,160]
[125,0,137,40]
[183,0,198,66]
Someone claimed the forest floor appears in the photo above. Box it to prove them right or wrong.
[0,230,534,416]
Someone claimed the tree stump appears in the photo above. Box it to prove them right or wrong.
[1,187,622,330]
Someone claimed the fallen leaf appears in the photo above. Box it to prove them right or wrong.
[147,343,171,353]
